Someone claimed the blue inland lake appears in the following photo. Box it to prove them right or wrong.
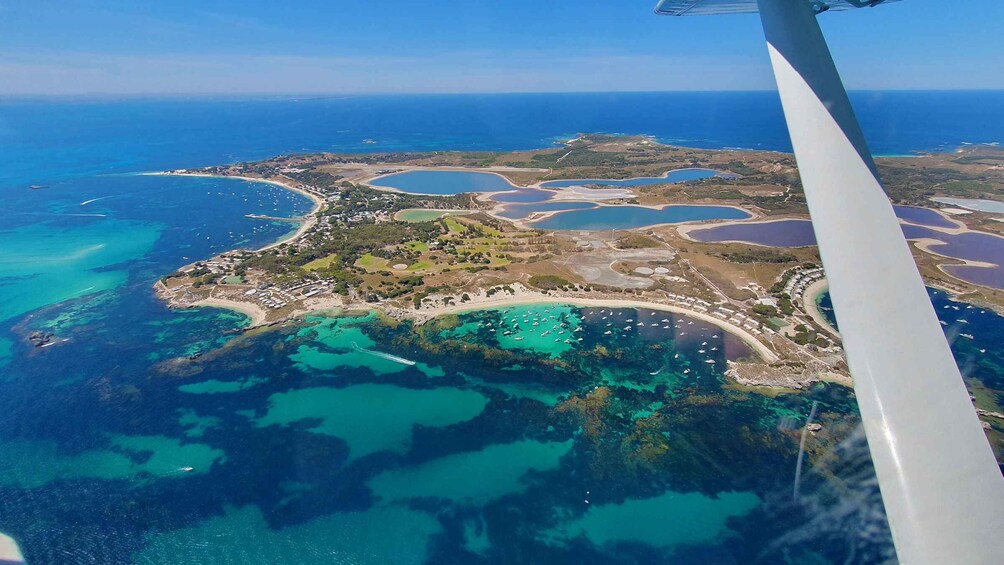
[539,168,722,188]
[1,92,1003,564]
[369,170,518,195]
[688,219,819,248]
[490,188,557,203]
[532,204,750,230]
[893,205,958,229]
[496,201,598,220]
[690,216,1004,290]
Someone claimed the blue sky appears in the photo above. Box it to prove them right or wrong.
[1,0,1001,94]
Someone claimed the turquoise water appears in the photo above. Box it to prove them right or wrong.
[531,204,751,230]
[539,168,721,188]
[5,301,894,563]
[369,170,517,195]
[256,384,489,460]
[542,490,761,549]
[136,504,442,565]
[0,218,161,324]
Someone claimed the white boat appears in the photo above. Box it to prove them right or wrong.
[352,343,416,366]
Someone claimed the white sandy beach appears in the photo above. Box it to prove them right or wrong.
[802,279,839,337]
[193,296,268,326]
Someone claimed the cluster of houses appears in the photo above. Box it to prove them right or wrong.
[242,287,289,310]
[663,293,772,337]
[784,266,825,302]
[181,252,247,277]
[241,279,335,310]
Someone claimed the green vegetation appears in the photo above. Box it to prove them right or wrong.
[529,275,571,290]
[303,255,340,271]
[616,234,662,249]
[356,254,389,270]
[777,295,795,316]
[395,209,471,223]
[719,249,797,264]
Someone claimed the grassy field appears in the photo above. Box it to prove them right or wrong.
[394,209,471,223]
[404,241,430,252]
[303,254,339,271]
[355,253,389,271]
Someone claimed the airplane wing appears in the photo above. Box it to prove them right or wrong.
[655,1,1004,564]
[655,0,901,16]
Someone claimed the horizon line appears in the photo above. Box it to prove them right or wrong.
[2,88,1003,99]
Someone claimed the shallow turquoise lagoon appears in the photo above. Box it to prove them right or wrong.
[0,218,161,324]
[256,384,489,460]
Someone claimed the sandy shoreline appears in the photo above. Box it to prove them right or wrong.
[802,279,839,337]
[195,296,268,327]
[411,293,779,363]
[160,280,779,363]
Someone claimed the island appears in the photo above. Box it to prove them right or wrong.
[153,134,1004,399]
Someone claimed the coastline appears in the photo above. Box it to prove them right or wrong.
[195,296,268,327]
[142,171,325,252]
[802,279,839,337]
[409,292,780,363]
[154,281,267,327]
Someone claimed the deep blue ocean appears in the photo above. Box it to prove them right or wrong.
[1,92,1003,564]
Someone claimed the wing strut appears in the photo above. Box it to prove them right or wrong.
[755,0,1004,562]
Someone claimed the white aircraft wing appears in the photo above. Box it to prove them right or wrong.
[655,1,1004,564]
[655,0,901,16]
